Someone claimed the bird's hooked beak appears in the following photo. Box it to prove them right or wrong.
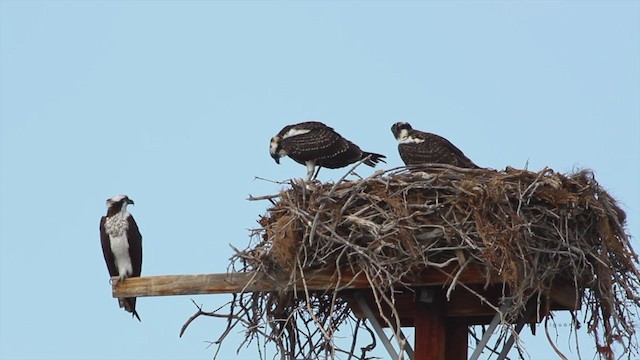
[269,136,281,164]
[127,198,135,205]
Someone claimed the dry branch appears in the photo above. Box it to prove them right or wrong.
[190,165,639,359]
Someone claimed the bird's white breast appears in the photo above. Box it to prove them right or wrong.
[105,213,133,277]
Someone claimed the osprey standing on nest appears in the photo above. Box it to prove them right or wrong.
[270,121,386,180]
[100,194,142,321]
[391,122,479,168]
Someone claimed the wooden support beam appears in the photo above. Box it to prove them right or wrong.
[112,264,495,299]
[344,281,580,329]
[445,319,468,360]
[414,289,445,360]
[549,281,581,310]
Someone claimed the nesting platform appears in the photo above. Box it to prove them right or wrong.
[113,165,639,360]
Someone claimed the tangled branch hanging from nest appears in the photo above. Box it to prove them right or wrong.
[191,164,639,359]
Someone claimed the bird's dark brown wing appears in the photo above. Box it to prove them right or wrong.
[279,121,385,169]
[316,138,365,168]
[126,215,143,277]
[280,125,350,164]
[99,216,118,277]
[125,215,142,321]
[400,131,478,168]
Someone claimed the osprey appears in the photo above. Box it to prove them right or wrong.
[270,121,386,180]
[99,194,142,321]
[391,122,479,168]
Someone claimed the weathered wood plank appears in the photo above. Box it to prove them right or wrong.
[113,270,365,298]
[112,264,494,298]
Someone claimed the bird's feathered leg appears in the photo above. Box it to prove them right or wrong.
[312,166,322,180]
[305,161,316,181]
[114,273,129,309]
[109,273,128,287]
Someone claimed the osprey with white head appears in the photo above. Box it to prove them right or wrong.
[99,194,143,321]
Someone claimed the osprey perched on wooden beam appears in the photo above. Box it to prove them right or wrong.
[100,194,142,321]
[270,121,386,180]
[391,122,479,169]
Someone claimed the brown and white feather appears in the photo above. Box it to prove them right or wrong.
[271,121,386,179]
[391,122,479,168]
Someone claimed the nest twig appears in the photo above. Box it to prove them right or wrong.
[187,164,639,359]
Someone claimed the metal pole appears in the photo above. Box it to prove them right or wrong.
[469,300,513,360]
[354,292,406,360]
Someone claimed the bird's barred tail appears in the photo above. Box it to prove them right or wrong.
[119,297,141,322]
[362,152,386,167]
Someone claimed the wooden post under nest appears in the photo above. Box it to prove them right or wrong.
[113,265,580,360]
[415,289,446,360]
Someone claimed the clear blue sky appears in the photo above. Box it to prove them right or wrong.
[1,1,638,359]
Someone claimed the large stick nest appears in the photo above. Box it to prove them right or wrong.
[206,165,639,359]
